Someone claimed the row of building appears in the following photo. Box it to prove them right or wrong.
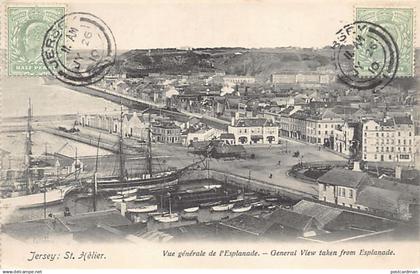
[271,72,334,86]
[261,106,416,163]
[317,166,419,221]
[77,112,182,144]
[77,105,416,163]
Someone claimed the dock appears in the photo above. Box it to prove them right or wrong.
[65,84,230,131]
[180,169,317,200]
[40,127,142,154]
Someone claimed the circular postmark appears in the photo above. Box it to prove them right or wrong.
[332,21,399,92]
[41,12,116,86]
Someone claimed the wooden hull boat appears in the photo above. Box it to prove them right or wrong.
[117,189,138,195]
[183,207,199,213]
[153,213,179,223]
[231,204,252,213]
[112,195,137,203]
[211,203,234,212]
[134,195,154,202]
[127,204,158,213]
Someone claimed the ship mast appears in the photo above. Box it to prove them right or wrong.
[25,98,33,194]
[146,110,153,177]
[119,106,125,183]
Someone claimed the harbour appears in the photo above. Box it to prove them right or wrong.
[1,54,418,244]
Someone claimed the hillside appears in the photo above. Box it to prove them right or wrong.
[115,47,333,80]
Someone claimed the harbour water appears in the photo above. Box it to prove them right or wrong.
[1,77,293,233]
[1,77,117,169]
[4,178,292,234]
[2,77,120,118]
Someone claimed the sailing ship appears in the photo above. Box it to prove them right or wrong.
[1,99,76,211]
[93,108,194,192]
[2,186,74,209]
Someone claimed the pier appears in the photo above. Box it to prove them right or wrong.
[40,127,143,154]
[65,84,230,131]
[180,169,317,200]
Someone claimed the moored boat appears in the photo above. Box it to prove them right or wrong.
[153,213,179,223]
[134,195,154,202]
[148,211,168,217]
[250,201,264,209]
[231,204,252,213]
[112,195,137,203]
[267,205,277,210]
[4,186,75,209]
[108,195,123,200]
[203,184,222,190]
[199,201,222,208]
[183,206,199,213]
[181,214,198,221]
[117,188,138,195]
[265,197,279,202]
[229,198,244,203]
[211,203,234,212]
[127,204,158,213]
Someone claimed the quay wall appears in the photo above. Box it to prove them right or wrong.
[179,169,314,201]
[65,85,229,130]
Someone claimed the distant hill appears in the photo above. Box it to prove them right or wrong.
[115,47,334,80]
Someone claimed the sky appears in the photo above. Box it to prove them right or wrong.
[65,0,419,50]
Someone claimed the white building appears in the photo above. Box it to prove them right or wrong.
[362,116,415,162]
[271,73,333,86]
[333,122,357,157]
[228,118,278,145]
[305,109,343,146]
[78,112,149,141]
[185,128,223,146]
[223,75,256,85]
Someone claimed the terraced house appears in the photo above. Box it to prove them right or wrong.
[228,118,278,145]
[362,116,415,163]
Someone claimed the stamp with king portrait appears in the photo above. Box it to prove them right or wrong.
[7,6,65,76]
[355,7,414,77]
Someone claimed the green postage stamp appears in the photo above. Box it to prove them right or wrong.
[355,7,414,77]
[7,6,65,76]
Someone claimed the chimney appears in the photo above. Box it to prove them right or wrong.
[395,165,402,180]
[352,161,361,172]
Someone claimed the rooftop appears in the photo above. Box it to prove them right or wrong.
[220,133,235,139]
[233,118,274,127]
[368,177,420,202]
[265,208,317,232]
[357,186,403,213]
[318,168,369,188]
[394,116,413,125]
[292,200,343,228]
[220,214,272,236]
[324,211,395,232]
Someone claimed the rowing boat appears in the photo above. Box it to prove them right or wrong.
[127,204,158,213]
[231,204,252,213]
[183,207,199,213]
[211,203,234,212]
